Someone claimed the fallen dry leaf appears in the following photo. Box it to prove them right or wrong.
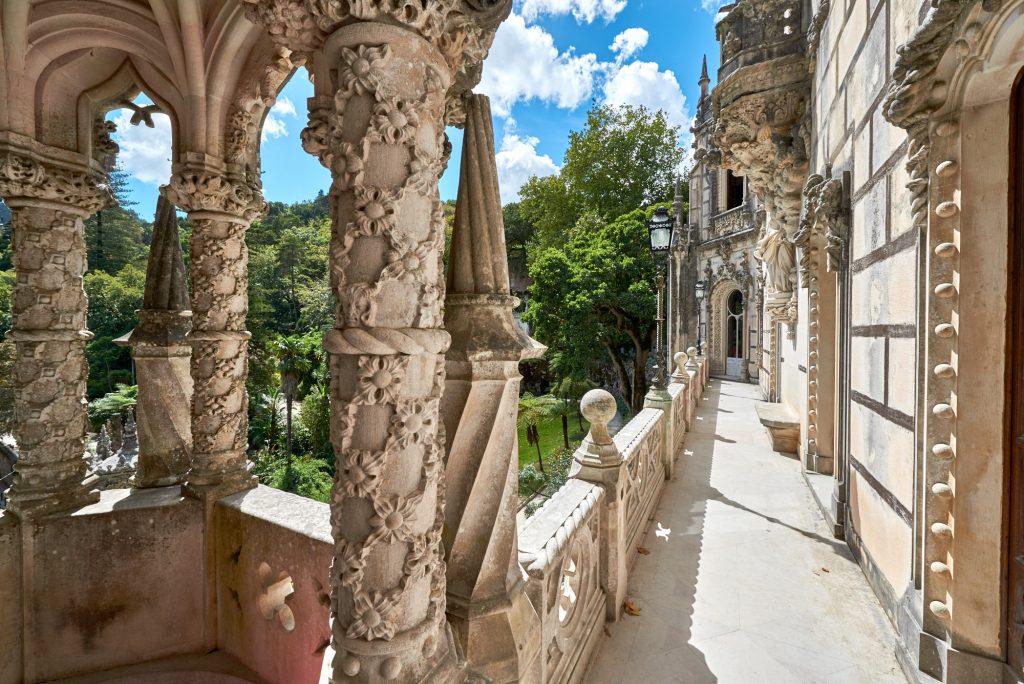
[821,567,830,573]
[623,600,642,617]
[637,546,651,555]
[603,626,612,637]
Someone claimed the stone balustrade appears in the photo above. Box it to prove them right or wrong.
[515,351,708,683]
[709,204,752,239]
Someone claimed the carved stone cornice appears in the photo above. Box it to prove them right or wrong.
[162,167,267,221]
[241,0,512,124]
[0,143,111,215]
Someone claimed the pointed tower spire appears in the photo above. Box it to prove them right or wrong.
[699,54,710,99]
[143,195,189,311]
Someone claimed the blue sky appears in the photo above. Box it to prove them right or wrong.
[114,0,721,218]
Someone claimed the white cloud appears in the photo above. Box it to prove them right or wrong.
[111,109,172,185]
[520,0,627,23]
[609,28,649,61]
[495,132,559,203]
[602,61,690,130]
[478,13,599,116]
[602,60,694,167]
[262,95,297,141]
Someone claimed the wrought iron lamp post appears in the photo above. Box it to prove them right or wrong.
[647,206,675,390]
[695,279,706,355]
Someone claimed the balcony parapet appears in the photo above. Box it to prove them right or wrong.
[716,0,806,82]
[710,204,754,239]
[516,352,709,683]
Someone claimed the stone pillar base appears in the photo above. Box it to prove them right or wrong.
[7,474,100,519]
[448,583,541,683]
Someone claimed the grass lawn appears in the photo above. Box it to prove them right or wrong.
[517,410,589,469]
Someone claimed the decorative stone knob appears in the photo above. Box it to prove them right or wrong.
[685,346,699,371]
[672,351,689,381]
[580,389,617,446]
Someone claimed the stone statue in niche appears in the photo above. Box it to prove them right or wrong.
[754,219,795,296]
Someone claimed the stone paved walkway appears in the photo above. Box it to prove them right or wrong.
[585,378,906,684]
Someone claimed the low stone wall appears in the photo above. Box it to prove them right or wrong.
[215,486,333,684]
[0,487,206,683]
[0,351,704,684]
[516,352,708,683]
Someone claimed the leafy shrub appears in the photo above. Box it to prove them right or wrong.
[87,384,138,429]
[251,449,332,503]
[518,446,578,515]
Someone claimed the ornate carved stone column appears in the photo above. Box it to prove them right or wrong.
[441,93,543,682]
[242,2,511,681]
[162,167,265,497]
[118,195,193,488]
[0,140,111,517]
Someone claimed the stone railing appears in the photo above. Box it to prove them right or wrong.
[709,204,752,239]
[517,348,708,683]
[0,349,705,684]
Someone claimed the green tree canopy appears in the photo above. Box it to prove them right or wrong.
[525,209,657,414]
[518,104,684,249]
[84,264,145,396]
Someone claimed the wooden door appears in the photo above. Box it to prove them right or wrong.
[1007,70,1024,676]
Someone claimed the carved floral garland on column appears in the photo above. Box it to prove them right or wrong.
[300,32,458,681]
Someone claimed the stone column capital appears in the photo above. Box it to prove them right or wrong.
[161,165,267,221]
[0,142,111,216]
[242,0,511,124]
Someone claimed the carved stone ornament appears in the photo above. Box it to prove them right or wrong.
[163,169,267,221]
[92,118,120,171]
[795,173,848,279]
[302,23,462,682]
[241,0,513,124]
[0,146,112,215]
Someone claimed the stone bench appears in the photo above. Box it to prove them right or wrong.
[755,401,800,454]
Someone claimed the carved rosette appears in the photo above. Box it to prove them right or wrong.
[1,147,111,516]
[298,24,460,682]
[162,171,265,494]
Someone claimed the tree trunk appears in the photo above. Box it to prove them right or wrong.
[631,347,650,414]
[561,413,569,449]
[269,399,278,452]
[286,396,293,466]
[604,340,632,409]
[532,425,545,473]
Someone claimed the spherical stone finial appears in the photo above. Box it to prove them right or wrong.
[674,351,687,368]
[580,389,617,427]
[687,346,698,358]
